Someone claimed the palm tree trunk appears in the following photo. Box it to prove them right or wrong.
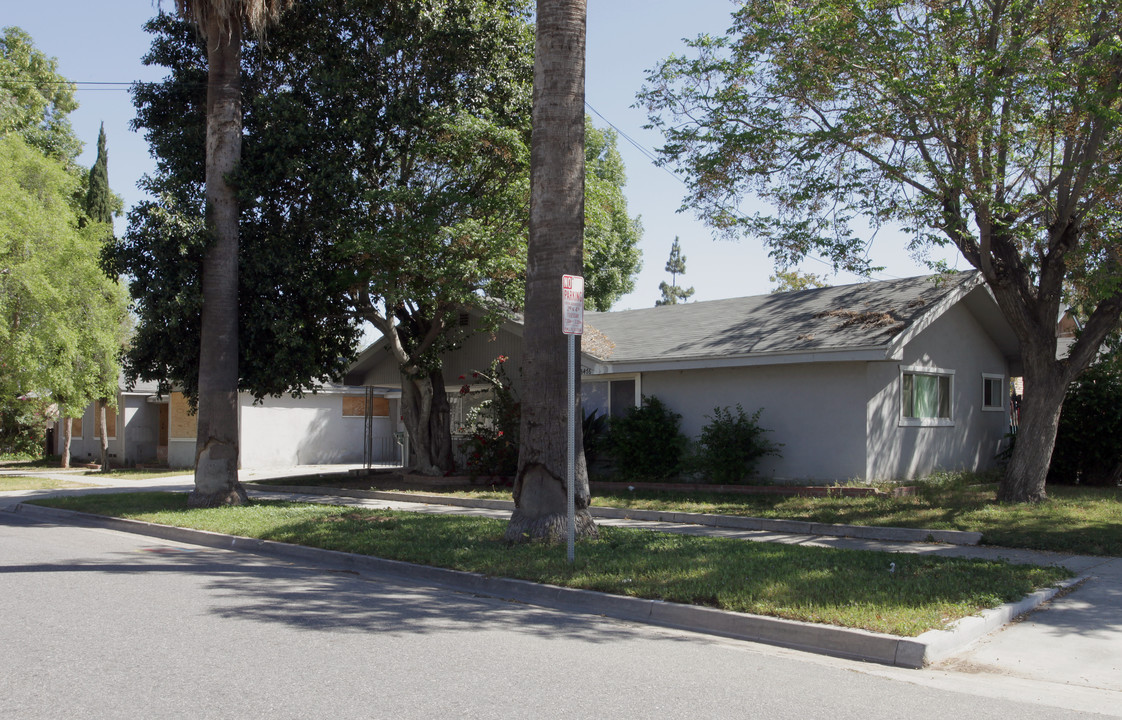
[190,15,247,507]
[505,0,596,543]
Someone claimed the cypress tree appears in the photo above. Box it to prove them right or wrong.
[85,123,113,225]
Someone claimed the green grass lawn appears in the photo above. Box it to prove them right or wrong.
[262,471,1122,557]
[0,476,93,492]
[30,492,1070,637]
[586,481,1122,557]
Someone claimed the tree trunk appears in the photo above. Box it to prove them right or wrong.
[999,363,1068,502]
[506,0,596,543]
[61,416,72,469]
[97,399,110,472]
[400,368,455,475]
[190,16,247,508]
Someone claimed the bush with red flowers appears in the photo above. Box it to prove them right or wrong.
[458,356,520,479]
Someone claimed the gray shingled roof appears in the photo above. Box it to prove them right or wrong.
[583,272,981,364]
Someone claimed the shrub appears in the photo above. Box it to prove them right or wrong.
[458,356,520,479]
[608,395,687,479]
[582,409,610,466]
[693,404,781,484]
[0,396,51,459]
[1049,362,1122,487]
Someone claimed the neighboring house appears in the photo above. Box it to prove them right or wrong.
[349,272,1021,482]
[54,379,399,469]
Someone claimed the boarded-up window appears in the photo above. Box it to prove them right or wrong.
[169,392,197,439]
[71,417,83,438]
[94,404,118,439]
[343,395,389,417]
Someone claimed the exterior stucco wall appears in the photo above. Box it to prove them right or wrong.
[865,303,1011,480]
[122,394,159,465]
[238,391,394,468]
[637,362,868,482]
[60,398,124,464]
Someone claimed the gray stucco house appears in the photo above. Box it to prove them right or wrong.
[348,271,1021,483]
[54,380,399,469]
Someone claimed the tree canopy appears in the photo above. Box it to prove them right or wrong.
[641,0,1122,501]
[0,26,81,164]
[584,118,642,311]
[108,11,362,402]
[116,3,641,473]
[1,30,128,446]
[0,134,128,423]
[770,269,830,294]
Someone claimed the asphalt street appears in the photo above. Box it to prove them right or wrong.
[1,507,1118,720]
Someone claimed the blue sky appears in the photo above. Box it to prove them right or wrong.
[7,0,961,308]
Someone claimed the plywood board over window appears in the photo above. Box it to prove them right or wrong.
[343,395,390,417]
[169,392,197,439]
[71,417,84,438]
[94,404,118,439]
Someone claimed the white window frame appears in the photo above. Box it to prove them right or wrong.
[981,373,1005,412]
[581,373,641,419]
[899,365,955,427]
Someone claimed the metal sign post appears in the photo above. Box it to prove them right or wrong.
[561,274,584,563]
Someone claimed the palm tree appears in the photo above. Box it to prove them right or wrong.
[174,0,293,507]
[504,0,597,543]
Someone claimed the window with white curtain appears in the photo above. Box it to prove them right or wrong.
[900,366,954,426]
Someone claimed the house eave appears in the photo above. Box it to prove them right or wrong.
[582,345,894,375]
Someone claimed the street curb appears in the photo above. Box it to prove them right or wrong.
[8,502,1056,669]
[249,484,984,546]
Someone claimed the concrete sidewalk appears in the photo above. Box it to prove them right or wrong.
[3,466,1121,686]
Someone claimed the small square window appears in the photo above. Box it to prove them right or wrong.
[982,375,1004,411]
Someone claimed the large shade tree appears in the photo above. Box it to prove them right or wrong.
[172,0,294,507]
[254,0,537,476]
[110,13,360,407]
[505,0,597,542]
[641,0,1122,502]
[1,29,128,464]
[117,3,532,477]
[118,6,641,477]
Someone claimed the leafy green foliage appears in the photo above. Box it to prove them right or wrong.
[584,119,643,311]
[770,270,830,293]
[107,12,363,401]
[0,27,81,164]
[693,405,781,484]
[0,134,128,419]
[608,395,688,479]
[0,395,51,457]
[640,0,1122,501]
[458,356,520,478]
[1050,363,1122,487]
[640,1,1122,282]
[581,409,610,466]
